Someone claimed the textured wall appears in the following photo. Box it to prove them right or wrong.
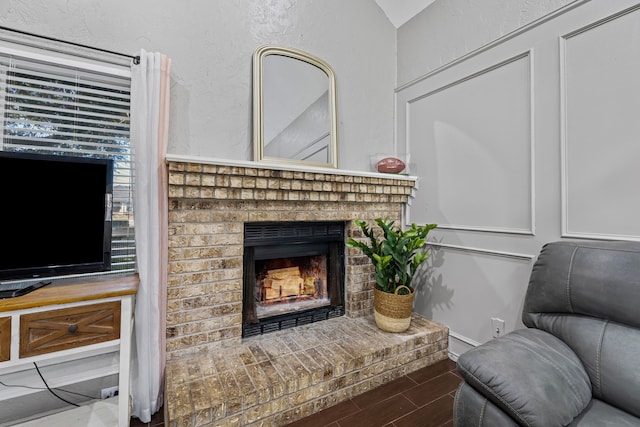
[0,0,397,172]
[397,0,574,86]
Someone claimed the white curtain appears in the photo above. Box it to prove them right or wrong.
[130,49,171,422]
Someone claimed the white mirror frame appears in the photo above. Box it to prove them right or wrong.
[253,45,338,168]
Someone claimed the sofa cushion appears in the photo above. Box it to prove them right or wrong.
[457,328,592,427]
[526,313,640,418]
[568,399,640,426]
[523,240,640,417]
[524,240,640,330]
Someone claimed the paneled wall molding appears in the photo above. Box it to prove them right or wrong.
[559,4,640,241]
[401,51,535,234]
[435,225,534,236]
[562,2,640,39]
[405,51,531,106]
[397,0,640,358]
[395,0,590,93]
[427,242,536,261]
[562,231,640,243]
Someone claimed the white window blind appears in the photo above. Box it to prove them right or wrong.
[0,52,135,275]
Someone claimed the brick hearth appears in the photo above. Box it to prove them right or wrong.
[165,314,448,426]
[164,157,449,426]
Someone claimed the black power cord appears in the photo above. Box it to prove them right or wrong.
[0,363,105,407]
[32,362,81,407]
[0,379,97,400]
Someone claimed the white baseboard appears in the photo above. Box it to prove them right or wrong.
[448,331,481,361]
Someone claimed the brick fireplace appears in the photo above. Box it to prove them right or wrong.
[166,158,418,357]
[164,157,449,426]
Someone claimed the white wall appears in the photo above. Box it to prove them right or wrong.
[397,0,575,87]
[397,0,640,357]
[0,0,397,172]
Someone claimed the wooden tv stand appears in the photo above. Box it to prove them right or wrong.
[0,274,138,426]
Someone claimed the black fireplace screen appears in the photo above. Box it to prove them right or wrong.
[242,221,345,337]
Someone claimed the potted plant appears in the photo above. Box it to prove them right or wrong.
[347,218,437,332]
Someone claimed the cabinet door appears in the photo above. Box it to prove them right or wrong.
[0,317,10,361]
[20,301,120,358]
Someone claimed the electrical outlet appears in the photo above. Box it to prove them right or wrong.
[100,386,119,399]
[491,317,505,338]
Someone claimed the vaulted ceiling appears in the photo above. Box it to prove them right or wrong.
[375,0,435,28]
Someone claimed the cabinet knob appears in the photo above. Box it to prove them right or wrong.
[68,324,78,333]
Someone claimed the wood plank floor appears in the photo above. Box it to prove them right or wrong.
[130,358,461,427]
[285,358,461,427]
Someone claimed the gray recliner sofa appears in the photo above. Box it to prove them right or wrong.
[453,240,640,426]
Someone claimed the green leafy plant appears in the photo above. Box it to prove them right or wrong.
[347,218,437,294]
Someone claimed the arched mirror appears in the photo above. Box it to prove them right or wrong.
[253,45,338,168]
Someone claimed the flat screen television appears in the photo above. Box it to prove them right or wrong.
[0,151,114,287]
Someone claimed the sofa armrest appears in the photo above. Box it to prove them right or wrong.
[456,328,592,427]
[454,382,519,427]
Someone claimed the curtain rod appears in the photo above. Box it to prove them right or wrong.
[0,25,140,65]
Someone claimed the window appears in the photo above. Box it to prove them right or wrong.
[0,49,135,275]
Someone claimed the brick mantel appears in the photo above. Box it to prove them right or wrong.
[166,157,417,359]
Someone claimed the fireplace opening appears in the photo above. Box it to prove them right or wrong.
[255,252,329,318]
[243,221,345,337]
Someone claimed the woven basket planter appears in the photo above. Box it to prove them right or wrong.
[373,285,415,332]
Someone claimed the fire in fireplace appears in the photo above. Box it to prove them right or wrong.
[242,221,345,337]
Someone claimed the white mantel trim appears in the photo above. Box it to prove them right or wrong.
[165,153,417,182]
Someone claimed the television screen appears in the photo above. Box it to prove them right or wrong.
[0,151,113,282]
